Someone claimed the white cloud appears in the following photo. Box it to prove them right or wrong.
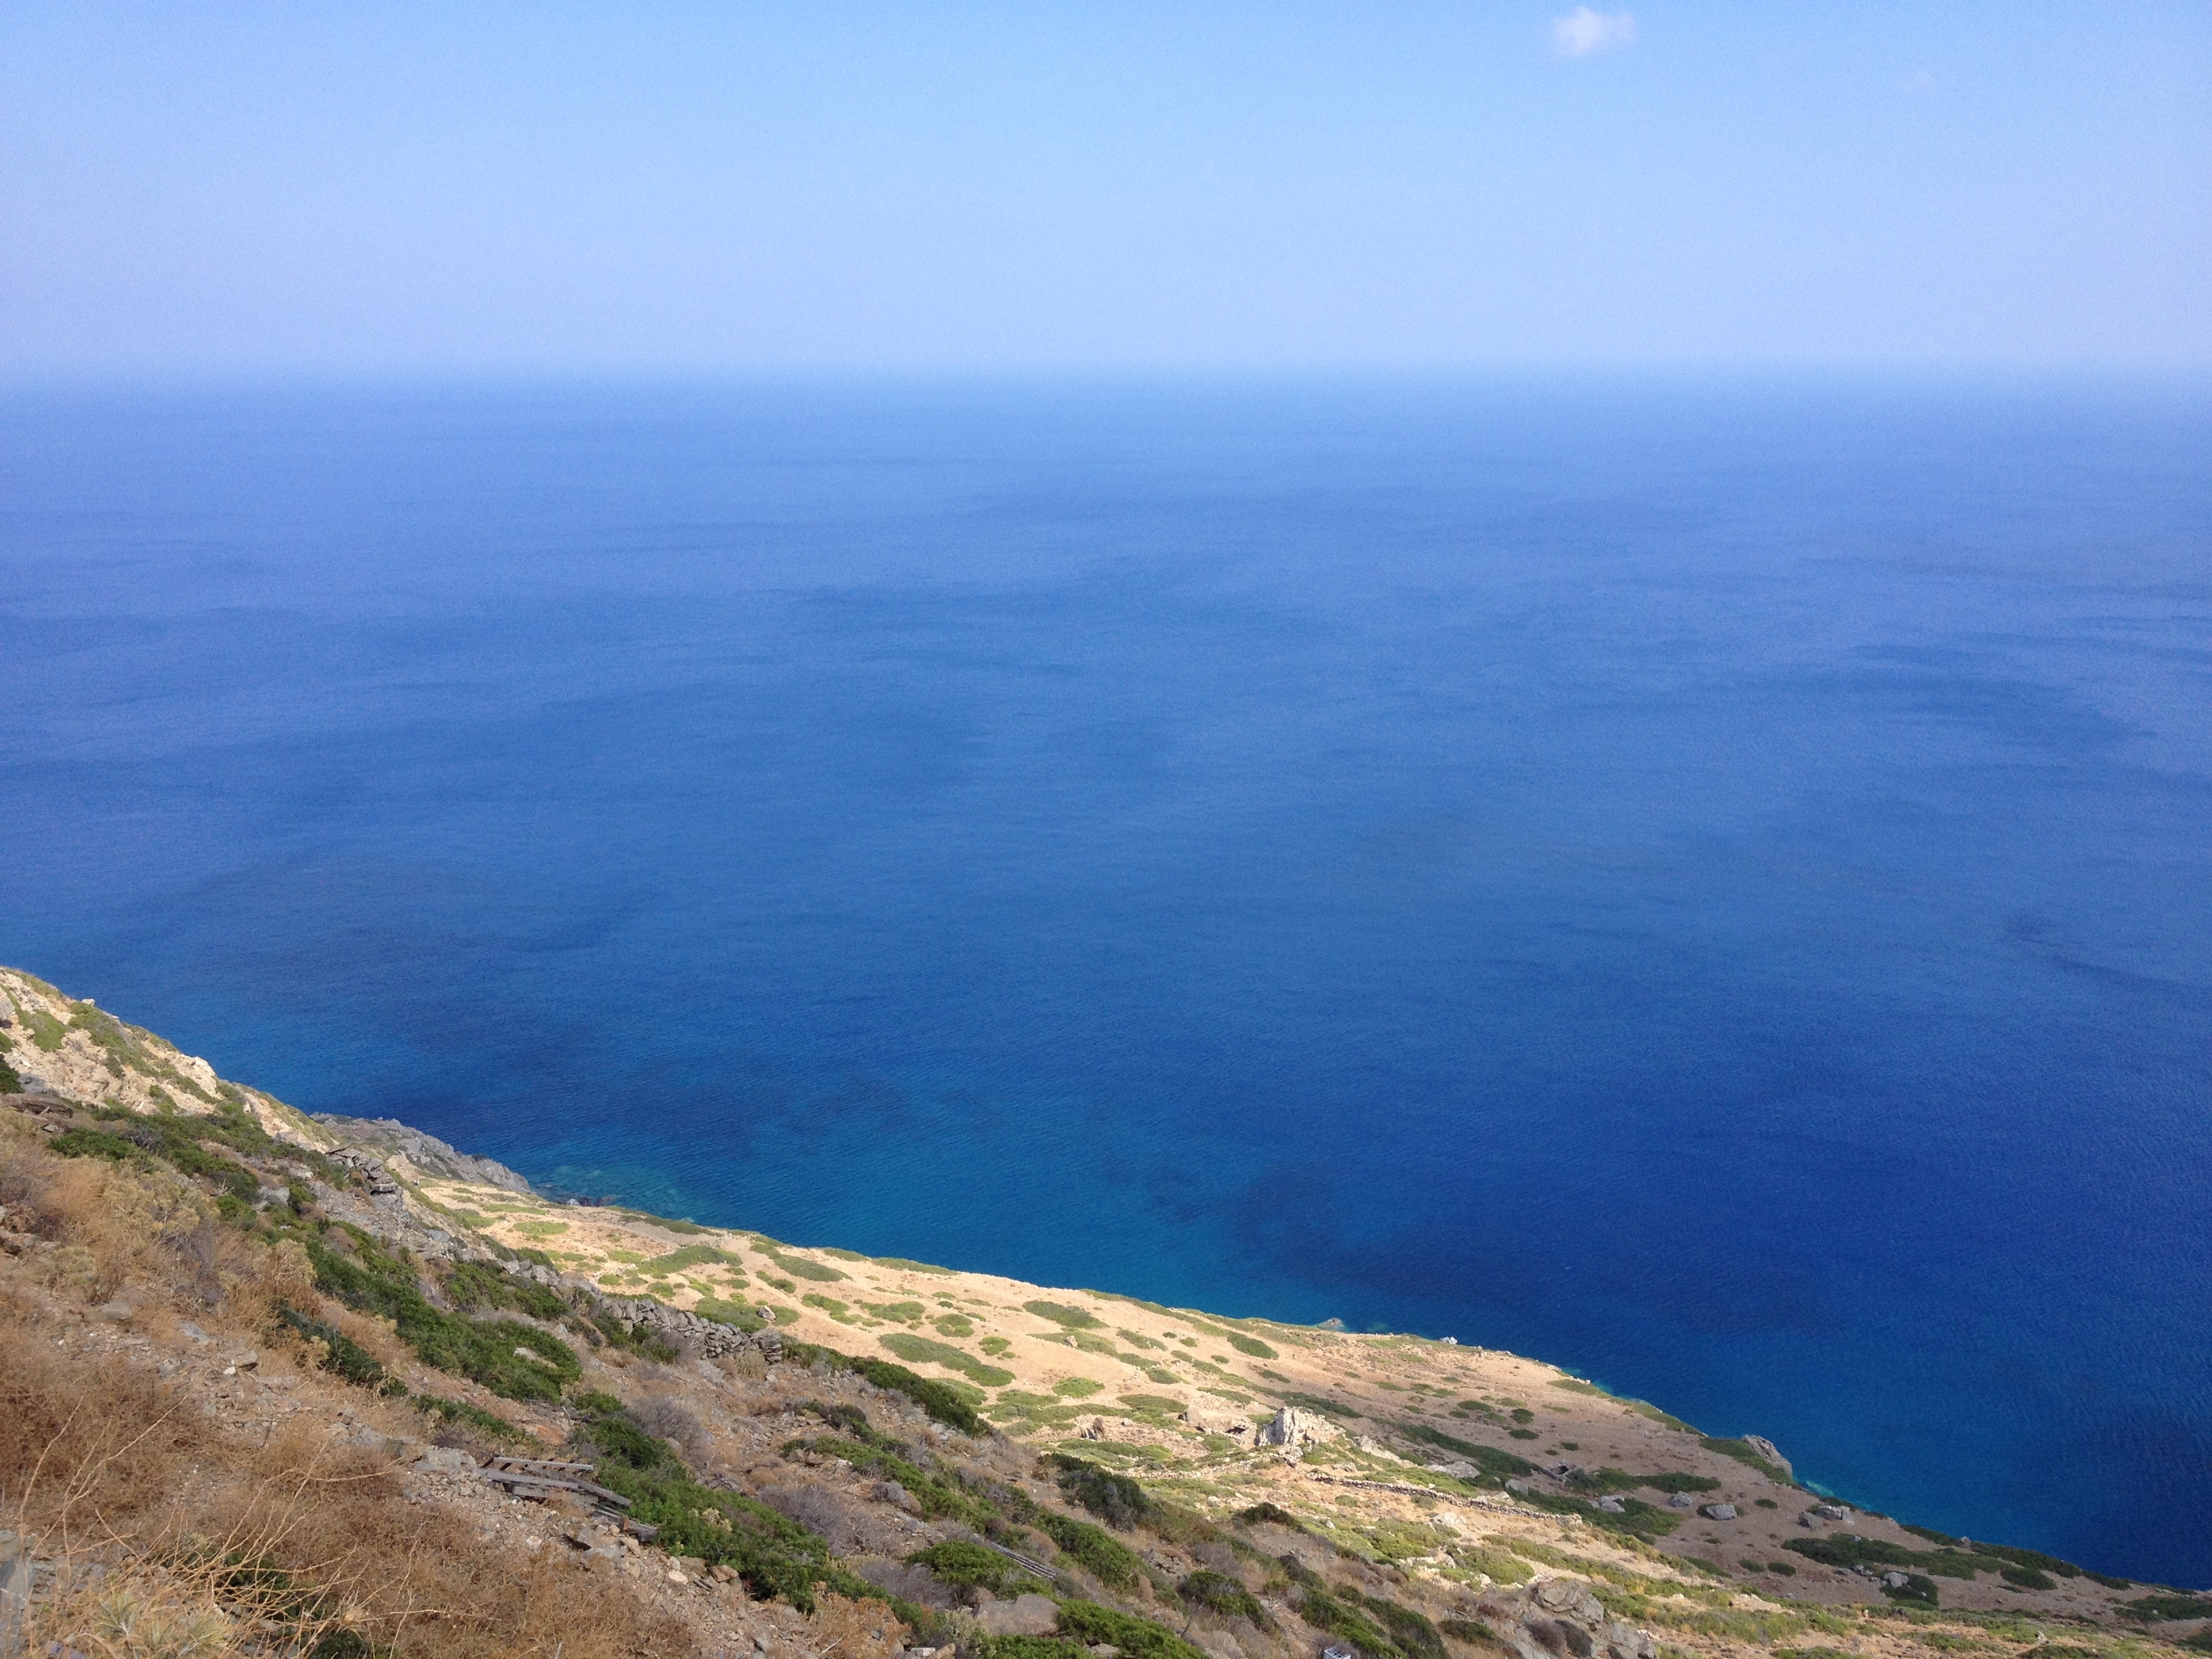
[1552,7,1635,58]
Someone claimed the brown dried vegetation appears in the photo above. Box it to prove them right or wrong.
[1,1122,693,1657]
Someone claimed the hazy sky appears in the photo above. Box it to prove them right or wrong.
[3,3,2207,374]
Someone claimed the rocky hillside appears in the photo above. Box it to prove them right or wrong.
[4,964,2207,1659]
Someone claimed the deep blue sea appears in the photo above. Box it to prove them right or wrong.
[2,379,2207,1584]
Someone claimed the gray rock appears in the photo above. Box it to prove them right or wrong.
[1256,1406,1318,1451]
[1700,1504,1738,1521]
[314,1115,536,1194]
[1880,1572,1910,1590]
[415,1446,478,1474]
[1523,1616,1593,1658]
[1530,1578,1605,1625]
[975,1595,1059,1637]
[1601,1623,1656,1659]
[1742,1435,1793,1477]
[1667,1494,1694,1509]
[1595,1496,1626,1514]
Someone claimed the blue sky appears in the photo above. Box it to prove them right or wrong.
[2,3,2206,373]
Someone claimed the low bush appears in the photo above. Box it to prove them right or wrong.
[1181,1569,1273,1626]
[1025,1300,1104,1329]
[2119,1594,2212,1624]
[1054,1599,1206,1659]
[579,1404,888,1613]
[1038,1513,1144,1589]
[879,1330,1017,1387]
[1700,1436,1793,1483]
[908,1540,1045,1595]
[779,1338,985,1433]
[1396,1423,1535,1480]
[305,1224,581,1401]
[1051,1453,1149,1528]
[1883,1574,1940,1609]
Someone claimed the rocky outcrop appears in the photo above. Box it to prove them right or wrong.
[1476,1578,1656,1659]
[596,1294,783,1363]
[314,1114,535,1194]
[975,1593,1059,1636]
[1742,1435,1793,1477]
[1255,1407,1340,1451]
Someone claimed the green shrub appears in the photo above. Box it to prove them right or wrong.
[577,1406,880,1612]
[907,1540,1046,1595]
[1279,1391,1364,1418]
[1117,1394,1183,1414]
[1025,1300,1105,1330]
[1699,1437,1792,1482]
[878,1331,1015,1387]
[2118,1594,2212,1623]
[1180,1570,1272,1627]
[785,1433,996,1530]
[1236,1502,1305,1531]
[695,1297,769,1331]
[22,1004,66,1051]
[1395,1425,1534,1479]
[1297,1584,1409,1659]
[1053,1378,1103,1399]
[1441,1618,1499,1647]
[872,1256,957,1275]
[1052,1454,1150,1528]
[1053,1599,1204,1659]
[614,1210,710,1235]
[275,1305,407,1395]
[777,1340,985,1433]
[1039,1514,1143,1589]
[1515,1490,1679,1542]
[1883,1574,1940,1609]
[761,1248,846,1282]
[413,1392,526,1443]
[306,1226,580,1401]
[1224,1332,1276,1359]
[48,1126,148,1163]
[1782,1536,1916,1571]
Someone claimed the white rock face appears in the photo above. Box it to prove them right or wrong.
[1254,1406,1340,1448]
[1742,1435,1793,1476]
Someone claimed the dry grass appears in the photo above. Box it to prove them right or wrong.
[806,1590,910,1659]
[3,1318,697,1657]
[1,1123,701,1658]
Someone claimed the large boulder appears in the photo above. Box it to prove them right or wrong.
[1254,1408,1338,1449]
[1530,1579,1605,1625]
[975,1595,1060,1637]
[1742,1436,1793,1477]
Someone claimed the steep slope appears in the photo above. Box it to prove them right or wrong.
[4,966,2203,1659]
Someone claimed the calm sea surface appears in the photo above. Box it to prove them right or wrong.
[2,379,2207,1582]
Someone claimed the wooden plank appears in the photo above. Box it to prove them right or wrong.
[479,1471,631,1508]
[487,1457,595,1474]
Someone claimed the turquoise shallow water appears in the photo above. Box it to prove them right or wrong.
[1,377,2207,1583]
